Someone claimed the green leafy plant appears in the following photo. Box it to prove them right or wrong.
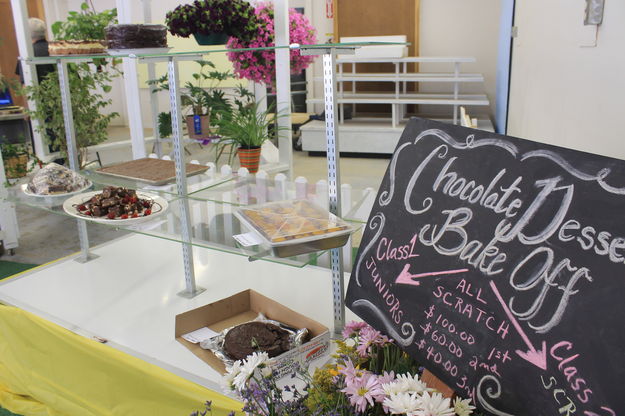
[1,142,40,181]
[149,60,232,118]
[157,111,173,138]
[0,73,8,91]
[216,85,286,150]
[21,63,119,169]
[51,1,117,40]
[217,101,277,149]
[208,85,283,166]
[150,60,234,142]
[165,0,257,41]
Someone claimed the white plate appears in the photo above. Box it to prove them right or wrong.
[22,181,93,198]
[62,190,169,225]
[107,47,171,56]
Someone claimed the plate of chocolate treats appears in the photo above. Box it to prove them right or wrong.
[62,186,168,225]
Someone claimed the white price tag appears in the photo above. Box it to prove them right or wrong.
[233,232,264,247]
[182,327,218,344]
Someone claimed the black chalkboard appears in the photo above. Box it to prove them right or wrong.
[345,118,624,416]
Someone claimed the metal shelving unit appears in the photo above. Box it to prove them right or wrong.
[17,41,406,334]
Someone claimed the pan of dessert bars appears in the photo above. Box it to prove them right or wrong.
[234,199,353,258]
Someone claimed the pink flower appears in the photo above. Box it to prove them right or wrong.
[356,326,392,357]
[338,358,365,384]
[341,373,385,413]
[377,370,396,386]
[342,321,368,338]
[226,2,317,87]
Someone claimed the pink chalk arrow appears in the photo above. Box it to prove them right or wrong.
[489,280,548,370]
[395,263,469,287]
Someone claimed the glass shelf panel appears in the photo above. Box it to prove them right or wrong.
[7,185,360,268]
[187,175,375,223]
[80,168,235,198]
[24,41,410,63]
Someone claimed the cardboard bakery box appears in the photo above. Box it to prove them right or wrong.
[175,289,331,377]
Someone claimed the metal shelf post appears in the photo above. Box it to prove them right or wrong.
[301,45,356,336]
[167,57,205,299]
[57,60,97,264]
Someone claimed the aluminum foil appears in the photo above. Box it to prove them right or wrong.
[200,313,309,367]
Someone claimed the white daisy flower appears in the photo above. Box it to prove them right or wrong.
[395,373,430,394]
[383,392,421,415]
[230,352,270,391]
[382,380,406,396]
[242,351,270,375]
[453,397,476,416]
[415,391,455,416]
[221,360,243,391]
[232,368,251,392]
[260,365,273,378]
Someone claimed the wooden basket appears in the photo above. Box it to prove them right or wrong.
[4,154,29,179]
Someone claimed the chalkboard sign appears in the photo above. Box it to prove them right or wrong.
[345,118,624,416]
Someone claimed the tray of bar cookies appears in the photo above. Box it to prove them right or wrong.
[235,199,353,257]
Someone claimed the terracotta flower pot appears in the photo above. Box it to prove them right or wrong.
[185,115,212,140]
[193,33,229,45]
[238,146,262,174]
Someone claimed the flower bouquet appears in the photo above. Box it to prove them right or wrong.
[226,2,317,87]
[209,321,479,416]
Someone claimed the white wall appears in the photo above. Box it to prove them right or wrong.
[507,0,625,160]
[42,1,502,126]
[306,0,333,114]
[418,0,501,120]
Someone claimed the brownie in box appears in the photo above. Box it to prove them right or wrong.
[175,289,330,377]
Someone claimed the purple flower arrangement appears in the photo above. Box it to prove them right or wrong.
[226,2,317,87]
[211,321,480,416]
[165,0,257,40]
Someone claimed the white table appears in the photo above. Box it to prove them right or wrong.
[0,233,356,391]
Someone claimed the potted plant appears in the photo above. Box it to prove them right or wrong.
[50,1,117,54]
[20,62,119,169]
[51,2,117,40]
[1,142,38,180]
[149,60,232,141]
[227,3,317,87]
[216,96,283,174]
[165,0,257,46]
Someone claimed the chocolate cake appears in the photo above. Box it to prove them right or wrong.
[224,322,291,360]
[105,24,167,49]
[27,163,90,195]
[76,186,154,219]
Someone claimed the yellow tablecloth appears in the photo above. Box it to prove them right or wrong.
[0,304,242,416]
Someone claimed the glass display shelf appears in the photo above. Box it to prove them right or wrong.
[80,167,235,198]
[8,184,361,268]
[187,175,374,223]
[23,41,410,64]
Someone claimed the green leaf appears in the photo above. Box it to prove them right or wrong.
[80,2,89,10]
[50,21,61,34]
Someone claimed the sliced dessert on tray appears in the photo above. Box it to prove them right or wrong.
[48,40,106,55]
